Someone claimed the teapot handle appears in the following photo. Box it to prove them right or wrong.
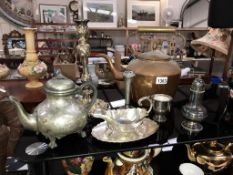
[79,82,97,112]
[137,96,153,114]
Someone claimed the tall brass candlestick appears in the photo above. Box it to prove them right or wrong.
[74,19,90,82]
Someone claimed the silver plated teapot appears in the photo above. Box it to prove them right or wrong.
[2,74,97,148]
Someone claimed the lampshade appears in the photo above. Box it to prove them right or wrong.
[208,0,233,28]
[191,28,231,57]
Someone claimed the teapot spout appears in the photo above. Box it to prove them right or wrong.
[97,53,123,80]
[103,156,114,175]
[92,112,114,124]
[5,96,37,132]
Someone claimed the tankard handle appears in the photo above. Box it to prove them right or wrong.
[137,96,153,114]
[79,82,97,112]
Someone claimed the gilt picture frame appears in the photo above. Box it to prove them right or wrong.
[127,0,160,27]
[83,0,117,28]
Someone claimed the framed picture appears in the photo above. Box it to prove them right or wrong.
[127,0,160,27]
[83,0,117,28]
[39,4,68,23]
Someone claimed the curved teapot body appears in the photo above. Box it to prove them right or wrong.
[127,59,180,103]
[186,141,233,172]
[35,95,88,145]
[103,149,155,175]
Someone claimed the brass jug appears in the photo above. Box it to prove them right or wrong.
[103,148,161,175]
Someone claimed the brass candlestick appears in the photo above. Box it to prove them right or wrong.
[74,19,90,82]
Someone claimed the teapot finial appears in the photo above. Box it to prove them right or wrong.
[53,68,72,80]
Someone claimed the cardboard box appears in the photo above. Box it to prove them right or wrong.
[53,59,80,81]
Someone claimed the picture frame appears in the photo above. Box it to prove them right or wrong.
[83,0,117,28]
[127,0,160,27]
[39,4,68,23]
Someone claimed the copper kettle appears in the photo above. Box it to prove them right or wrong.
[98,50,181,104]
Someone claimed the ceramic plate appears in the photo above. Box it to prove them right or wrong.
[91,118,159,143]
[179,163,204,175]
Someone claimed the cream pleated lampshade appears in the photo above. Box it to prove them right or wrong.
[191,28,231,57]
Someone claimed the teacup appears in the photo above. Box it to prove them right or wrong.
[138,94,172,122]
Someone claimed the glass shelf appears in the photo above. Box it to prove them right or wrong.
[14,84,233,169]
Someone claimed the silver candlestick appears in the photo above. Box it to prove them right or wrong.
[123,70,135,108]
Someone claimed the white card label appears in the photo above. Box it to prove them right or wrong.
[110,99,125,108]
[155,77,168,84]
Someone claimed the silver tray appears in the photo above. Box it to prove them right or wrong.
[91,118,159,143]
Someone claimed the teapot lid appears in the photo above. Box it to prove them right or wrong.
[136,50,170,61]
[193,141,229,157]
[44,71,78,95]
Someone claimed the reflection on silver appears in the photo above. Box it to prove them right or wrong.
[91,118,159,143]
[89,98,110,115]
[181,77,207,133]
[25,142,48,156]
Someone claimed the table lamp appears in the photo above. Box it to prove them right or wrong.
[208,0,233,80]
[208,0,233,125]
[190,0,233,80]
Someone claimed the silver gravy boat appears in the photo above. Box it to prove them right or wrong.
[92,107,150,134]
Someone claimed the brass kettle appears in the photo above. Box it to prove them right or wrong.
[98,50,181,104]
[186,141,233,172]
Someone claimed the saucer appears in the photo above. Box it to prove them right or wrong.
[91,118,159,143]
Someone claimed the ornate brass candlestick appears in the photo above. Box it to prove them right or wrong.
[74,19,90,82]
